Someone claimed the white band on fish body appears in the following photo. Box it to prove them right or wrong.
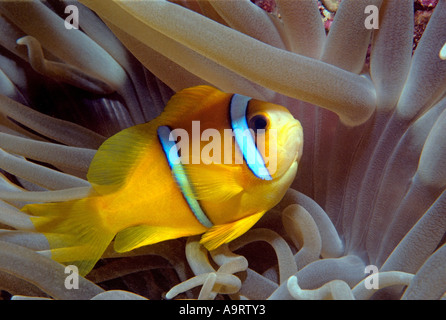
[157,125,214,228]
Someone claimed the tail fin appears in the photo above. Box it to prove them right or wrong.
[22,198,115,276]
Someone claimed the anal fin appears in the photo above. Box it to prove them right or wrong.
[199,211,265,251]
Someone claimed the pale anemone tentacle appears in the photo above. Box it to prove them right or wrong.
[210,239,279,300]
[183,235,289,299]
[287,275,354,300]
[190,1,228,27]
[105,23,215,95]
[165,272,241,300]
[0,14,28,62]
[332,0,414,251]
[237,268,279,300]
[295,255,366,290]
[0,148,90,190]
[90,290,147,300]
[268,255,365,299]
[82,0,274,100]
[208,0,286,51]
[0,1,125,92]
[96,0,272,99]
[11,296,52,300]
[68,0,161,123]
[0,174,39,209]
[440,42,446,60]
[205,262,244,300]
[299,1,413,225]
[0,66,29,107]
[0,203,35,231]
[197,272,218,300]
[102,16,270,101]
[0,270,49,298]
[0,173,21,191]
[185,236,216,276]
[344,6,446,256]
[209,245,249,300]
[402,244,446,300]
[275,0,326,58]
[278,189,343,258]
[0,240,104,299]
[0,94,105,149]
[381,189,446,274]
[0,187,92,203]
[395,0,446,122]
[281,204,322,269]
[177,241,249,300]
[377,107,446,264]
[229,228,297,285]
[210,244,249,275]
[79,0,377,126]
[351,0,446,227]
[0,230,49,251]
[335,0,421,246]
[275,0,332,196]
[320,0,382,74]
[366,97,446,261]
[16,36,114,95]
[0,132,96,173]
[11,289,148,301]
[86,255,172,284]
[99,240,192,288]
[351,271,414,300]
[0,0,148,125]
[0,43,37,105]
[370,0,413,112]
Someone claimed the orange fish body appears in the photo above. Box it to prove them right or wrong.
[23,86,303,275]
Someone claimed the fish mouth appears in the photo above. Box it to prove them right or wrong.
[270,120,302,179]
[283,120,303,163]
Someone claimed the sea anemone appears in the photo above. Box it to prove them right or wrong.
[0,0,445,300]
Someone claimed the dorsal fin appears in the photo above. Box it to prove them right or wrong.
[87,123,155,194]
[160,85,227,123]
[87,85,227,195]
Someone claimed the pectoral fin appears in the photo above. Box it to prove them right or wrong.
[199,211,265,251]
[184,164,244,203]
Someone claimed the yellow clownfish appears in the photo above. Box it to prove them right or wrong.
[22,85,303,276]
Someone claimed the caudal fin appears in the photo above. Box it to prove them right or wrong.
[22,198,114,276]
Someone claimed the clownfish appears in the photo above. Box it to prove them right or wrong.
[22,85,303,276]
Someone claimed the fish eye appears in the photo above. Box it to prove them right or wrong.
[248,114,269,131]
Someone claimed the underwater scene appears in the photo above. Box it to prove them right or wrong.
[0,0,445,300]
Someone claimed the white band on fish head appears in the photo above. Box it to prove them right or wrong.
[230,94,272,181]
